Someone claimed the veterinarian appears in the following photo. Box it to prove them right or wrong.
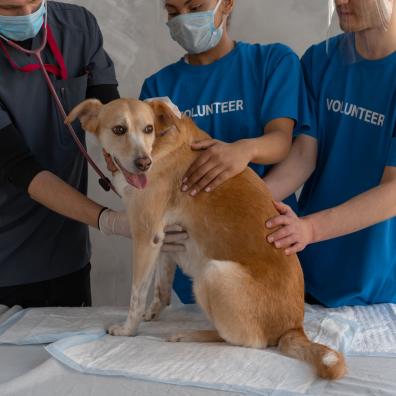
[138,0,312,303]
[0,0,182,308]
[264,0,396,307]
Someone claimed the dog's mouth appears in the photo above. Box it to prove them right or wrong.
[114,157,148,190]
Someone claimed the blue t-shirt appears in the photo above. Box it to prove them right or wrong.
[140,42,310,180]
[298,35,396,307]
[140,41,311,303]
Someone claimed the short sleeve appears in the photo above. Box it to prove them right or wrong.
[139,78,157,101]
[260,50,312,136]
[0,101,12,130]
[386,135,396,167]
[85,10,118,87]
[297,46,319,140]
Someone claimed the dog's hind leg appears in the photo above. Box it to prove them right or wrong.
[193,260,268,349]
[167,330,224,343]
[144,255,176,321]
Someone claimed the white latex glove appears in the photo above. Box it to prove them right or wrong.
[98,209,188,252]
[98,209,130,237]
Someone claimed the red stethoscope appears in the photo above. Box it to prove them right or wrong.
[0,3,119,196]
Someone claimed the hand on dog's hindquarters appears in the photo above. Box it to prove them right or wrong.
[182,139,251,196]
[266,201,314,255]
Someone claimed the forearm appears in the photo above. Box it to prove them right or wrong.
[25,85,119,227]
[306,181,396,243]
[263,134,317,201]
[28,170,104,228]
[243,131,292,166]
[264,167,306,202]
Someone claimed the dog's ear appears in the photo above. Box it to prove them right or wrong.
[65,99,103,134]
[148,100,182,137]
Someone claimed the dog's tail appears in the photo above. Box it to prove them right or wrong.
[278,328,346,380]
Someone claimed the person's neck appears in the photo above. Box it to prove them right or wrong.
[187,34,235,66]
[355,21,396,60]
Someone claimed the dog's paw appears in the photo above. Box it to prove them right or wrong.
[167,333,185,342]
[143,311,161,322]
[143,304,163,322]
[107,323,136,337]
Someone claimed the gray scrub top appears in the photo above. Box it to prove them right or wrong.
[0,2,118,287]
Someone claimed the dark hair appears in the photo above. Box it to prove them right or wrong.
[163,0,233,29]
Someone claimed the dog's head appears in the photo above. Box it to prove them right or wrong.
[65,98,183,189]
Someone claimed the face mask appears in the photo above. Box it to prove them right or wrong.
[0,0,46,42]
[167,0,225,54]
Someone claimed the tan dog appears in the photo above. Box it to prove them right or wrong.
[66,98,346,380]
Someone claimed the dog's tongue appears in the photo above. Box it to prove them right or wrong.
[125,172,147,189]
[114,157,148,189]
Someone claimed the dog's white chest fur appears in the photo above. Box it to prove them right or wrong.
[115,174,133,196]
[120,187,208,280]
[165,239,207,279]
[163,211,208,279]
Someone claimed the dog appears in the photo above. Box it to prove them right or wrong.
[66,98,346,380]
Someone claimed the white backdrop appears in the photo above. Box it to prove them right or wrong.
[63,0,329,305]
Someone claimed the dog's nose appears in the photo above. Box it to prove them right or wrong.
[134,156,152,172]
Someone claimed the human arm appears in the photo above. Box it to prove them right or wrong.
[266,166,396,255]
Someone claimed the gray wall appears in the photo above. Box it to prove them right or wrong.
[64,0,329,306]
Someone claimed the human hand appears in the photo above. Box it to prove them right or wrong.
[98,208,130,237]
[266,201,314,255]
[182,139,251,196]
[161,224,189,253]
[98,211,189,253]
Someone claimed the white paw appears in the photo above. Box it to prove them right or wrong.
[107,323,136,337]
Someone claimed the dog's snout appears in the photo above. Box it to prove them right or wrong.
[134,156,152,172]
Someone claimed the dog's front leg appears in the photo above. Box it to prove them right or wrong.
[108,233,162,337]
[144,254,177,321]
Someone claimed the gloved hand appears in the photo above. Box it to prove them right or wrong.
[98,209,188,252]
[98,208,130,237]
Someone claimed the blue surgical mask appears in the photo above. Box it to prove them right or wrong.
[167,0,224,54]
[0,0,46,42]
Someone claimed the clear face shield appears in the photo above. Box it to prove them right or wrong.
[327,0,395,63]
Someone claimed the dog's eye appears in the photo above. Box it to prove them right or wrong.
[112,125,127,135]
[143,125,154,134]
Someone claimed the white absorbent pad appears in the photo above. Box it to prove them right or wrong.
[304,303,396,356]
[0,303,395,395]
[46,305,317,396]
[1,303,396,356]
[0,306,127,345]
[43,303,396,396]
[0,305,23,328]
